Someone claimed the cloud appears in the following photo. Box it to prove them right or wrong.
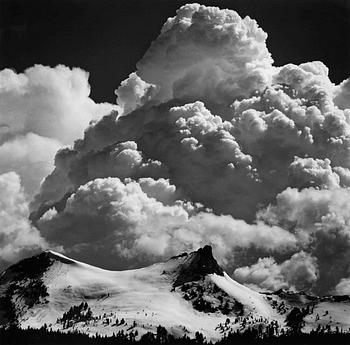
[258,187,350,294]
[37,177,296,269]
[0,133,62,197]
[258,187,350,235]
[115,72,158,116]
[135,3,273,107]
[0,65,116,197]
[334,77,350,110]
[30,139,169,214]
[0,172,47,270]
[44,55,350,224]
[288,157,344,189]
[234,251,319,292]
[334,278,350,295]
[1,3,350,295]
[32,101,263,221]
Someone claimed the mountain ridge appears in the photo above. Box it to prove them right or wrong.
[0,246,349,340]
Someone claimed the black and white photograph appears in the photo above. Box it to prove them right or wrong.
[0,0,350,344]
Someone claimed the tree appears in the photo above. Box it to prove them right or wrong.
[286,307,306,334]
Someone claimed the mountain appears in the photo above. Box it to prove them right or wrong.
[0,246,349,340]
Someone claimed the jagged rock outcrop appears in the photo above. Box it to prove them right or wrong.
[172,245,224,287]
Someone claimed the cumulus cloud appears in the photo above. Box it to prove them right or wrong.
[0,65,116,197]
[234,252,319,292]
[0,65,115,266]
[0,133,62,197]
[334,77,350,110]
[0,172,47,270]
[1,3,350,295]
[288,157,344,189]
[115,72,158,116]
[32,100,263,221]
[37,177,296,269]
[258,187,350,294]
[135,3,273,108]
[334,277,350,295]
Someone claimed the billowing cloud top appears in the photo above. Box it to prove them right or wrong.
[1,3,350,295]
[135,3,273,107]
[0,65,116,196]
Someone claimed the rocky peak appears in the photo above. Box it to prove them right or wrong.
[0,250,74,286]
[173,245,224,287]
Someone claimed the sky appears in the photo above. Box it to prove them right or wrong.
[1,0,349,103]
[1,0,350,296]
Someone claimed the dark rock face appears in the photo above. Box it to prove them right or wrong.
[172,246,242,315]
[0,251,74,286]
[173,245,224,287]
[179,279,244,315]
[0,252,52,287]
[0,251,72,325]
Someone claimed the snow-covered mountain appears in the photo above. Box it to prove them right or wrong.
[0,246,349,340]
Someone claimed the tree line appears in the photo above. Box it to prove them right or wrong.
[1,323,350,345]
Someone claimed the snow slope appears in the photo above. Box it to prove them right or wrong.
[211,273,278,319]
[1,246,349,340]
